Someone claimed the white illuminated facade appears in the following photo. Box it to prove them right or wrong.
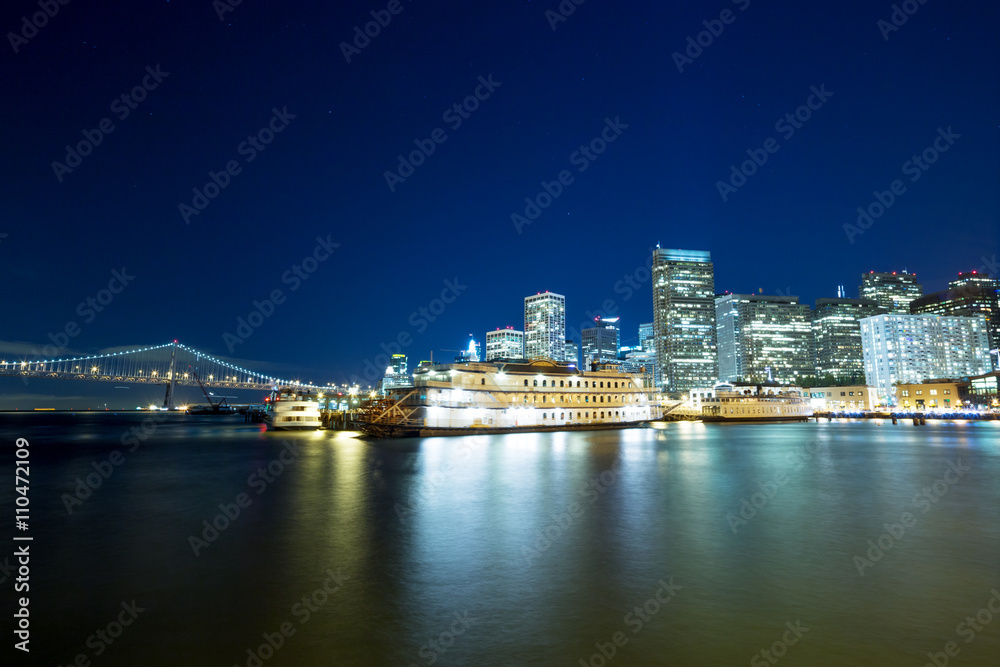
[375,360,654,432]
[486,328,524,361]
[860,313,991,405]
[524,291,566,361]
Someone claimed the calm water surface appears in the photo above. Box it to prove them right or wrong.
[1,413,998,666]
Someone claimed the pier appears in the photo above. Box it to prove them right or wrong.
[813,411,999,423]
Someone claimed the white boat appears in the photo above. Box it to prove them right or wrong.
[358,359,658,437]
[265,387,323,430]
[699,382,812,422]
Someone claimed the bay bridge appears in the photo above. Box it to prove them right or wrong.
[0,341,360,407]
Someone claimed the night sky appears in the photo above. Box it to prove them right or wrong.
[2,0,998,393]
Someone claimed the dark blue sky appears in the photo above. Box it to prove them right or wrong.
[2,0,998,389]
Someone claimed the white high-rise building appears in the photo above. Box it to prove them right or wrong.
[524,291,566,361]
[860,313,991,405]
[486,328,524,361]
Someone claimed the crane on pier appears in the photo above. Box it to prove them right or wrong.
[187,366,234,415]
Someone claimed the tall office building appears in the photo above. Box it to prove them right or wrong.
[715,294,814,384]
[860,313,991,404]
[581,317,620,368]
[622,348,656,388]
[382,354,412,392]
[524,291,566,361]
[858,271,923,314]
[564,340,578,365]
[910,272,1000,360]
[652,248,718,393]
[638,322,654,352]
[813,297,879,381]
[486,328,524,361]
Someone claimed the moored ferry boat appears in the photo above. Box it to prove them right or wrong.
[700,382,813,422]
[358,359,658,437]
[265,387,323,430]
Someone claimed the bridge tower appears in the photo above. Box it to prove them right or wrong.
[162,342,178,409]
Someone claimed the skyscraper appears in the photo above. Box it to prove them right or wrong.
[715,294,814,384]
[638,322,654,352]
[813,297,879,381]
[858,271,923,314]
[564,340,578,365]
[581,316,620,368]
[910,271,1000,360]
[860,313,991,405]
[652,248,717,393]
[524,291,566,361]
[486,328,524,361]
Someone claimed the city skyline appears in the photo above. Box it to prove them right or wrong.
[4,254,997,392]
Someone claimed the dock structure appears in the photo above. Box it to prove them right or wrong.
[812,411,998,422]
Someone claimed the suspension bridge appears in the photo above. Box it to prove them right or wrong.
[0,341,353,407]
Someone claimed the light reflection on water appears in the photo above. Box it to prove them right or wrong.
[0,413,997,666]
